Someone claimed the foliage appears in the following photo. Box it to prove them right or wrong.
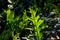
[27,8,46,40]
[0,0,60,40]
[0,9,20,40]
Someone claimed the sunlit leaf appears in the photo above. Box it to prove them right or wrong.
[37,20,44,27]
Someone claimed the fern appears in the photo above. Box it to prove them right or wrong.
[27,8,46,40]
[0,9,20,40]
[19,10,29,29]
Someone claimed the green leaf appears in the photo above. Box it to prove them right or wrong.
[6,9,14,23]
[35,15,40,23]
[37,20,44,27]
[29,8,36,18]
[6,9,10,16]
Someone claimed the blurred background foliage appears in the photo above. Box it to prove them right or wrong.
[0,0,60,40]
